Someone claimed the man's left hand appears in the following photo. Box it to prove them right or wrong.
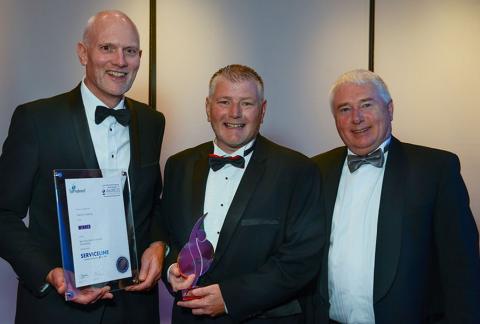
[176,284,226,317]
[125,241,165,292]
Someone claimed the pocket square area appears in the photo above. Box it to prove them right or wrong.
[240,218,280,226]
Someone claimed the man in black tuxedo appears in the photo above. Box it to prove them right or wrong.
[161,64,324,323]
[306,69,480,323]
[0,10,166,324]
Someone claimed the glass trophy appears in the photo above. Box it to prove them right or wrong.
[53,169,139,301]
[177,213,214,300]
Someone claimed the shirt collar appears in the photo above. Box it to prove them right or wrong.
[347,136,391,156]
[80,79,125,123]
[212,138,256,157]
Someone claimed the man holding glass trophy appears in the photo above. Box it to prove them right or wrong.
[162,64,325,323]
[0,10,166,324]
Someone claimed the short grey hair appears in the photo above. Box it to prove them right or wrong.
[329,69,392,110]
[209,64,264,100]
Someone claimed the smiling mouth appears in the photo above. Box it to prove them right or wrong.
[224,122,245,128]
[107,71,128,78]
[352,127,370,134]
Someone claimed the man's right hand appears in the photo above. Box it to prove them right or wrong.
[168,263,195,292]
[46,267,113,304]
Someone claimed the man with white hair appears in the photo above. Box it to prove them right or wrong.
[305,69,480,323]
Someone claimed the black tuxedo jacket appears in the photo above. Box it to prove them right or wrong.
[161,135,325,323]
[305,137,480,323]
[0,85,165,324]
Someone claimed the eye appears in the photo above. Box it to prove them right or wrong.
[124,47,139,57]
[99,44,115,53]
[338,106,351,113]
[241,101,254,107]
[217,100,230,106]
[360,101,373,109]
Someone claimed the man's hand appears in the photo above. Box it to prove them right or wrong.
[46,267,113,304]
[167,262,195,292]
[126,241,165,292]
[177,284,226,317]
[46,267,66,295]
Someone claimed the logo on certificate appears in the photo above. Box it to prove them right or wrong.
[116,256,129,273]
[102,183,121,197]
[68,184,86,194]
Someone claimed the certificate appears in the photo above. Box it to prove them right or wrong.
[54,169,139,300]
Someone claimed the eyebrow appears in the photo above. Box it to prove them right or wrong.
[359,97,374,103]
[335,97,375,109]
[98,42,139,48]
[215,96,256,101]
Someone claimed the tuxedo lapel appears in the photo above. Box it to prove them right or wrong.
[191,143,212,222]
[323,149,346,236]
[319,148,346,302]
[67,85,99,169]
[316,141,405,304]
[126,99,140,193]
[373,137,405,303]
[210,136,267,269]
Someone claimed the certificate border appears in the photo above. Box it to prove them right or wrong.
[53,169,139,301]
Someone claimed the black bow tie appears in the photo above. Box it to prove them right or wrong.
[95,105,130,126]
[208,155,245,171]
[347,147,385,173]
[208,144,255,172]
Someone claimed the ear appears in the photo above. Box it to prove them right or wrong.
[76,42,88,66]
[138,49,143,58]
[205,97,211,122]
[387,100,394,121]
[259,100,267,123]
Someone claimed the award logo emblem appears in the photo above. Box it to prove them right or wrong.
[116,256,130,273]
[177,213,214,300]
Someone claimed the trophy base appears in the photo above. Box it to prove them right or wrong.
[181,287,202,301]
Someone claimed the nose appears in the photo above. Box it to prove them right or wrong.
[351,107,364,124]
[229,102,242,118]
[112,49,127,67]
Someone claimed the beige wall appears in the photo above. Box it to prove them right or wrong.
[156,0,370,169]
[376,0,480,228]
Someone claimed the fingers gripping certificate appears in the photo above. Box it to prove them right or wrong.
[54,170,139,300]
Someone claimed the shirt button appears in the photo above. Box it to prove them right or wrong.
[111,154,114,158]
[220,203,224,207]
[225,177,228,180]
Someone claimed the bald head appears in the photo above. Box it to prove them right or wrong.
[76,10,142,107]
[82,10,140,48]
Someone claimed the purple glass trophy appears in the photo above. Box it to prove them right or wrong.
[177,213,214,300]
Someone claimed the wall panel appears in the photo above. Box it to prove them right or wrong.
[376,0,480,227]
[156,0,370,169]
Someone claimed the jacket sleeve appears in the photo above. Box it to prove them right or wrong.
[148,111,168,244]
[434,153,480,322]
[0,105,54,296]
[159,156,181,293]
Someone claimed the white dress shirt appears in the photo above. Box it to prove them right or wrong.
[328,138,390,324]
[80,80,130,172]
[203,140,254,250]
